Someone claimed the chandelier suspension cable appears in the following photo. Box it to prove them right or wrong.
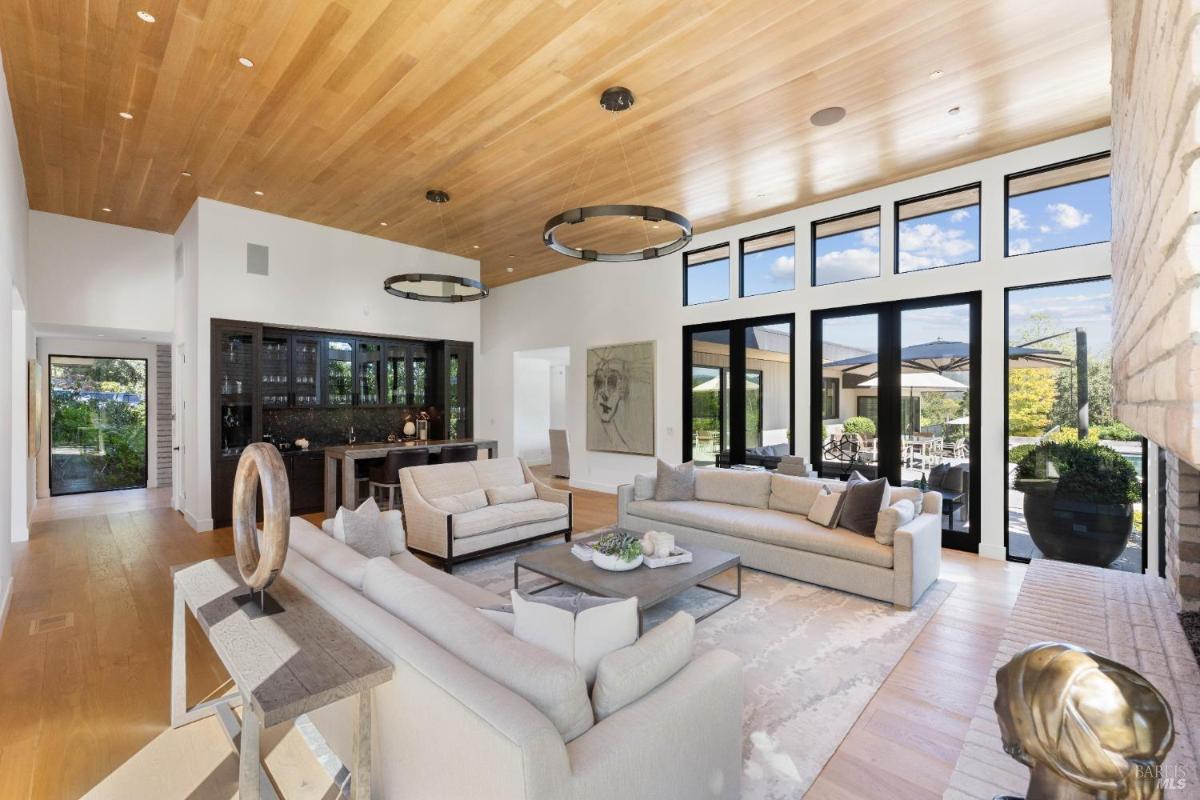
[612,111,652,251]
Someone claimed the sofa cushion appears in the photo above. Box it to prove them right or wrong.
[486,483,537,505]
[452,498,567,539]
[406,462,480,501]
[333,497,391,558]
[429,488,489,514]
[289,516,368,590]
[889,486,924,507]
[694,468,771,509]
[470,457,527,490]
[633,473,656,501]
[323,508,407,554]
[655,459,695,501]
[389,550,501,608]
[768,475,830,515]
[875,499,917,546]
[592,611,695,721]
[839,473,891,536]
[362,558,594,741]
[509,591,639,685]
[625,499,894,568]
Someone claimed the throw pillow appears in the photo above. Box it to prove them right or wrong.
[509,590,638,685]
[428,488,488,514]
[654,459,695,501]
[768,474,828,515]
[592,611,695,721]
[839,471,892,536]
[633,473,656,500]
[332,497,390,558]
[874,498,917,546]
[323,508,407,555]
[806,486,845,528]
[928,462,950,489]
[486,483,537,505]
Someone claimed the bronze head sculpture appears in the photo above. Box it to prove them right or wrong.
[994,642,1174,800]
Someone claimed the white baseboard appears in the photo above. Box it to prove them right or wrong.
[0,580,11,640]
[978,542,1008,561]
[184,510,214,532]
[567,478,619,494]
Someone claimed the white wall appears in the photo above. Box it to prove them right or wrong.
[550,364,567,429]
[514,356,552,464]
[28,211,174,336]
[34,337,162,498]
[0,50,29,632]
[179,198,482,530]
[478,128,1115,559]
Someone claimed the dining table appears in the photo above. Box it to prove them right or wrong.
[323,438,499,517]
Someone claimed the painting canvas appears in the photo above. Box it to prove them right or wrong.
[586,341,655,456]
[27,360,41,456]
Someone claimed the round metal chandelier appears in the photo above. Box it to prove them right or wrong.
[384,190,490,302]
[542,87,692,263]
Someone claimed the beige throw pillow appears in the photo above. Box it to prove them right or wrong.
[874,498,917,546]
[429,488,488,514]
[592,612,695,721]
[486,483,537,505]
[510,590,639,686]
[807,487,845,528]
[654,459,695,501]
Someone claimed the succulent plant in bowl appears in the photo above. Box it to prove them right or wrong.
[592,530,644,571]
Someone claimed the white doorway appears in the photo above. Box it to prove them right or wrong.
[10,292,27,542]
[172,343,186,512]
[513,347,570,465]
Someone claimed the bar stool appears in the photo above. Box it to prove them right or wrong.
[369,448,430,509]
[437,443,478,464]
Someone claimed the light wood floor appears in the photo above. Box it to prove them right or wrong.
[0,484,1023,799]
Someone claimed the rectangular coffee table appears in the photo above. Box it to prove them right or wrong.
[514,529,741,632]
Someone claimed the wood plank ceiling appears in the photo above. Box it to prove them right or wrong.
[0,0,1111,288]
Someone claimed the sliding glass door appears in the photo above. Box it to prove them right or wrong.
[684,315,794,467]
[813,293,980,550]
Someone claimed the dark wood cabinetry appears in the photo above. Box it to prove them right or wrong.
[210,319,475,527]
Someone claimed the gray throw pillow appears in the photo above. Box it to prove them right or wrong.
[654,459,695,501]
[335,497,391,558]
[839,471,891,536]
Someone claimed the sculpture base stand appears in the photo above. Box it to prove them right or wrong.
[235,588,284,618]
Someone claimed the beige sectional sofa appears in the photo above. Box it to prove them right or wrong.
[400,457,572,571]
[619,469,943,607]
[284,516,744,800]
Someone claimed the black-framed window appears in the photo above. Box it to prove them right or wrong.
[683,243,730,306]
[740,228,795,297]
[895,184,980,273]
[821,377,839,419]
[1005,152,1111,257]
[812,207,881,286]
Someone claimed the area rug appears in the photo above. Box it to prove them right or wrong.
[453,537,955,799]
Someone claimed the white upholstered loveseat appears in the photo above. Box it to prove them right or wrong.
[619,469,942,608]
[400,457,571,571]
[284,516,744,800]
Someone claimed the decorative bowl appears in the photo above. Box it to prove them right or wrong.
[592,552,643,572]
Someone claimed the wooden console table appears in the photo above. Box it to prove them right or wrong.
[171,556,392,799]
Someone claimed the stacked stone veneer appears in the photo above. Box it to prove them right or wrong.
[1111,0,1200,609]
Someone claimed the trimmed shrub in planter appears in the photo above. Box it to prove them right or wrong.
[842,416,876,438]
[1013,440,1140,567]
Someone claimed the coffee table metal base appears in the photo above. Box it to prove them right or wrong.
[514,561,742,634]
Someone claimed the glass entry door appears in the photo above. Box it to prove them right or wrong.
[813,293,980,551]
[683,314,794,468]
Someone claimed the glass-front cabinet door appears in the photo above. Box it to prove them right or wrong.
[357,340,382,405]
[446,343,472,438]
[386,343,409,405]
[410,345,429,407]
[324,337,354,405]
[261,331,290,408]
[291,334,320,407]
[216,326,257,453]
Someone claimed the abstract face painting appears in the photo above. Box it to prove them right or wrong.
[586,342,654,455]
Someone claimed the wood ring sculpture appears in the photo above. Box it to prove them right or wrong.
[233,443,291,591]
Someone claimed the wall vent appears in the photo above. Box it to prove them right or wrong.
[247,243,269,275]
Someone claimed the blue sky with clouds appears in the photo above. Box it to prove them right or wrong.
[686,256,729,304]
[743,243,796,295]
[898,205,980,272]
[1007,176,1111,255]
[814,225,880,285]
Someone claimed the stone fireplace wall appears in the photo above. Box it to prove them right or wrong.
[1110,0,1200,607]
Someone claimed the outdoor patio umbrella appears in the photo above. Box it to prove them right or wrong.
[857,373,969,391]
[691,375,761,393]
[823,338,1070,377]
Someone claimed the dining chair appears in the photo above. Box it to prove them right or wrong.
[370,448,430,509]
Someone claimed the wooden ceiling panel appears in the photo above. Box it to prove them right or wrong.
[0,0,1111,286]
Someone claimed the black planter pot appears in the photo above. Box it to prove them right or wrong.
[1015,479,1133,567]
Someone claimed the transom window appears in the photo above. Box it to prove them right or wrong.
[740,228,795,297]
[1005,153,1111,256]
[896,184,980,273]
[684,244,730,305]
[812,208,881,286]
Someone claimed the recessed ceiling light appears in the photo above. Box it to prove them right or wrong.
[119,111,133,120]
[506,267,514,273]
[929,70,944,80]
[97,333,106,337]
[948,106,961,115]
[238,56,255,68]
[136,10,156,23]
[652,224,660,229]
[379,221,388,227]
[180,170,192,177]
[810,106,846,127]
[253,190,264,196]
[101,207,112,212]
[472,245,480,249]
